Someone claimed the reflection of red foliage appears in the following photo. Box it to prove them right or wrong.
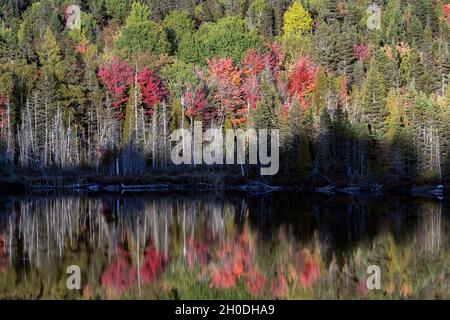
[187,239,210,268]
[0,235,7,256]
[210,268,237,289]
[246,269,266,297]
[271,273,288,299]
[300,258,320,288]
[209,231,253,289]
[358,279,369,298]
[101,247,136,296]
[140,244,167,283]
[0,257,9,272]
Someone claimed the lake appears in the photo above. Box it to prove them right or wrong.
[0,192,448,299]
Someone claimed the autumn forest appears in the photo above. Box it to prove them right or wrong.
[0,0,450,189]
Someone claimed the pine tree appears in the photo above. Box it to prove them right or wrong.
[360,60,387,138]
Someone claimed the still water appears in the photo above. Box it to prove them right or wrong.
[0,192,448,299]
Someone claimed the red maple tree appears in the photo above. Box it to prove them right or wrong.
[98,57,134,119]
[242,49,265,112]
[289,56,317,109]
[184,86,208,119]
[354,43,371,62]
[265,42,285,80]
[137,67,168,116]
[444,4,450,24]
[206,58,244,126]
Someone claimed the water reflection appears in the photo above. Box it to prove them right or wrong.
[0,193,448,299]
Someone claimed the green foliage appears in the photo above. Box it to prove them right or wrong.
[105,0,131,23]
[163,10,195,53]
[179,16,262,64]
[115,2,170,58]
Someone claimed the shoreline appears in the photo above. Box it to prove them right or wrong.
[0,175,447,199]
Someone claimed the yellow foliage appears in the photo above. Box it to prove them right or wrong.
[283,2,313,36]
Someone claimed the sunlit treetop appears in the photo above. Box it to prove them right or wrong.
[283,2,314,36]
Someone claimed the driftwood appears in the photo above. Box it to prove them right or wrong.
[315,185,335,195]
[231,182,282,194]
[339,185,361,194]
[411,184,444,198]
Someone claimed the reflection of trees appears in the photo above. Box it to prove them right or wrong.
[415,203,443,256]
[0,194,447,299]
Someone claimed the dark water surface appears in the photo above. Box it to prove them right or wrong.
[0,192,448,299]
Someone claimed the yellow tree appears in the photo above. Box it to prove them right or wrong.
[282,2,313,36]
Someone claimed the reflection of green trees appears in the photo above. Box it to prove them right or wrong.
[0,196,448,299]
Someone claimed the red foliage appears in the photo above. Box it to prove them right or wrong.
[339,77,348,107]
[210,268,238,289]
[101,246,136,296]
[0,235,7,257]
[187,239,210,268]
[207,58,244,126]
[184,86,208,118]
[299,258,320,288]
[75,40,88,54]
[289,56,317,109]
[265,42,285,79]
[358,279,369,298]
[140,243,167,283]
[444,4,450,24]
[0,257,9,272]
[209,231,253,289]
[246,269,266,297]
[354,44,371,62]
[137,67,168,116]
[243,49,265,76]
[241,49,266,111]
[98,57,134,119]
[241,74,260,110]
[271,272,288,299]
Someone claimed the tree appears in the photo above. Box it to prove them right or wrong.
[115,2,170,58]
[360,60,387,138]
[104,0,131,23]
[444,4,450,24]
[289,56,317,109]
[137,67,169,167]
[137,67,168,116]
[206,57,244,126]
[241,49,264,117]
[163,10,195,54]
[178,16,262,64]
[98,57,134,118]
[282,2,313,36]
[249,0,274,37]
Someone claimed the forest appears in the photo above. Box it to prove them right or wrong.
[0,0,450,189]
